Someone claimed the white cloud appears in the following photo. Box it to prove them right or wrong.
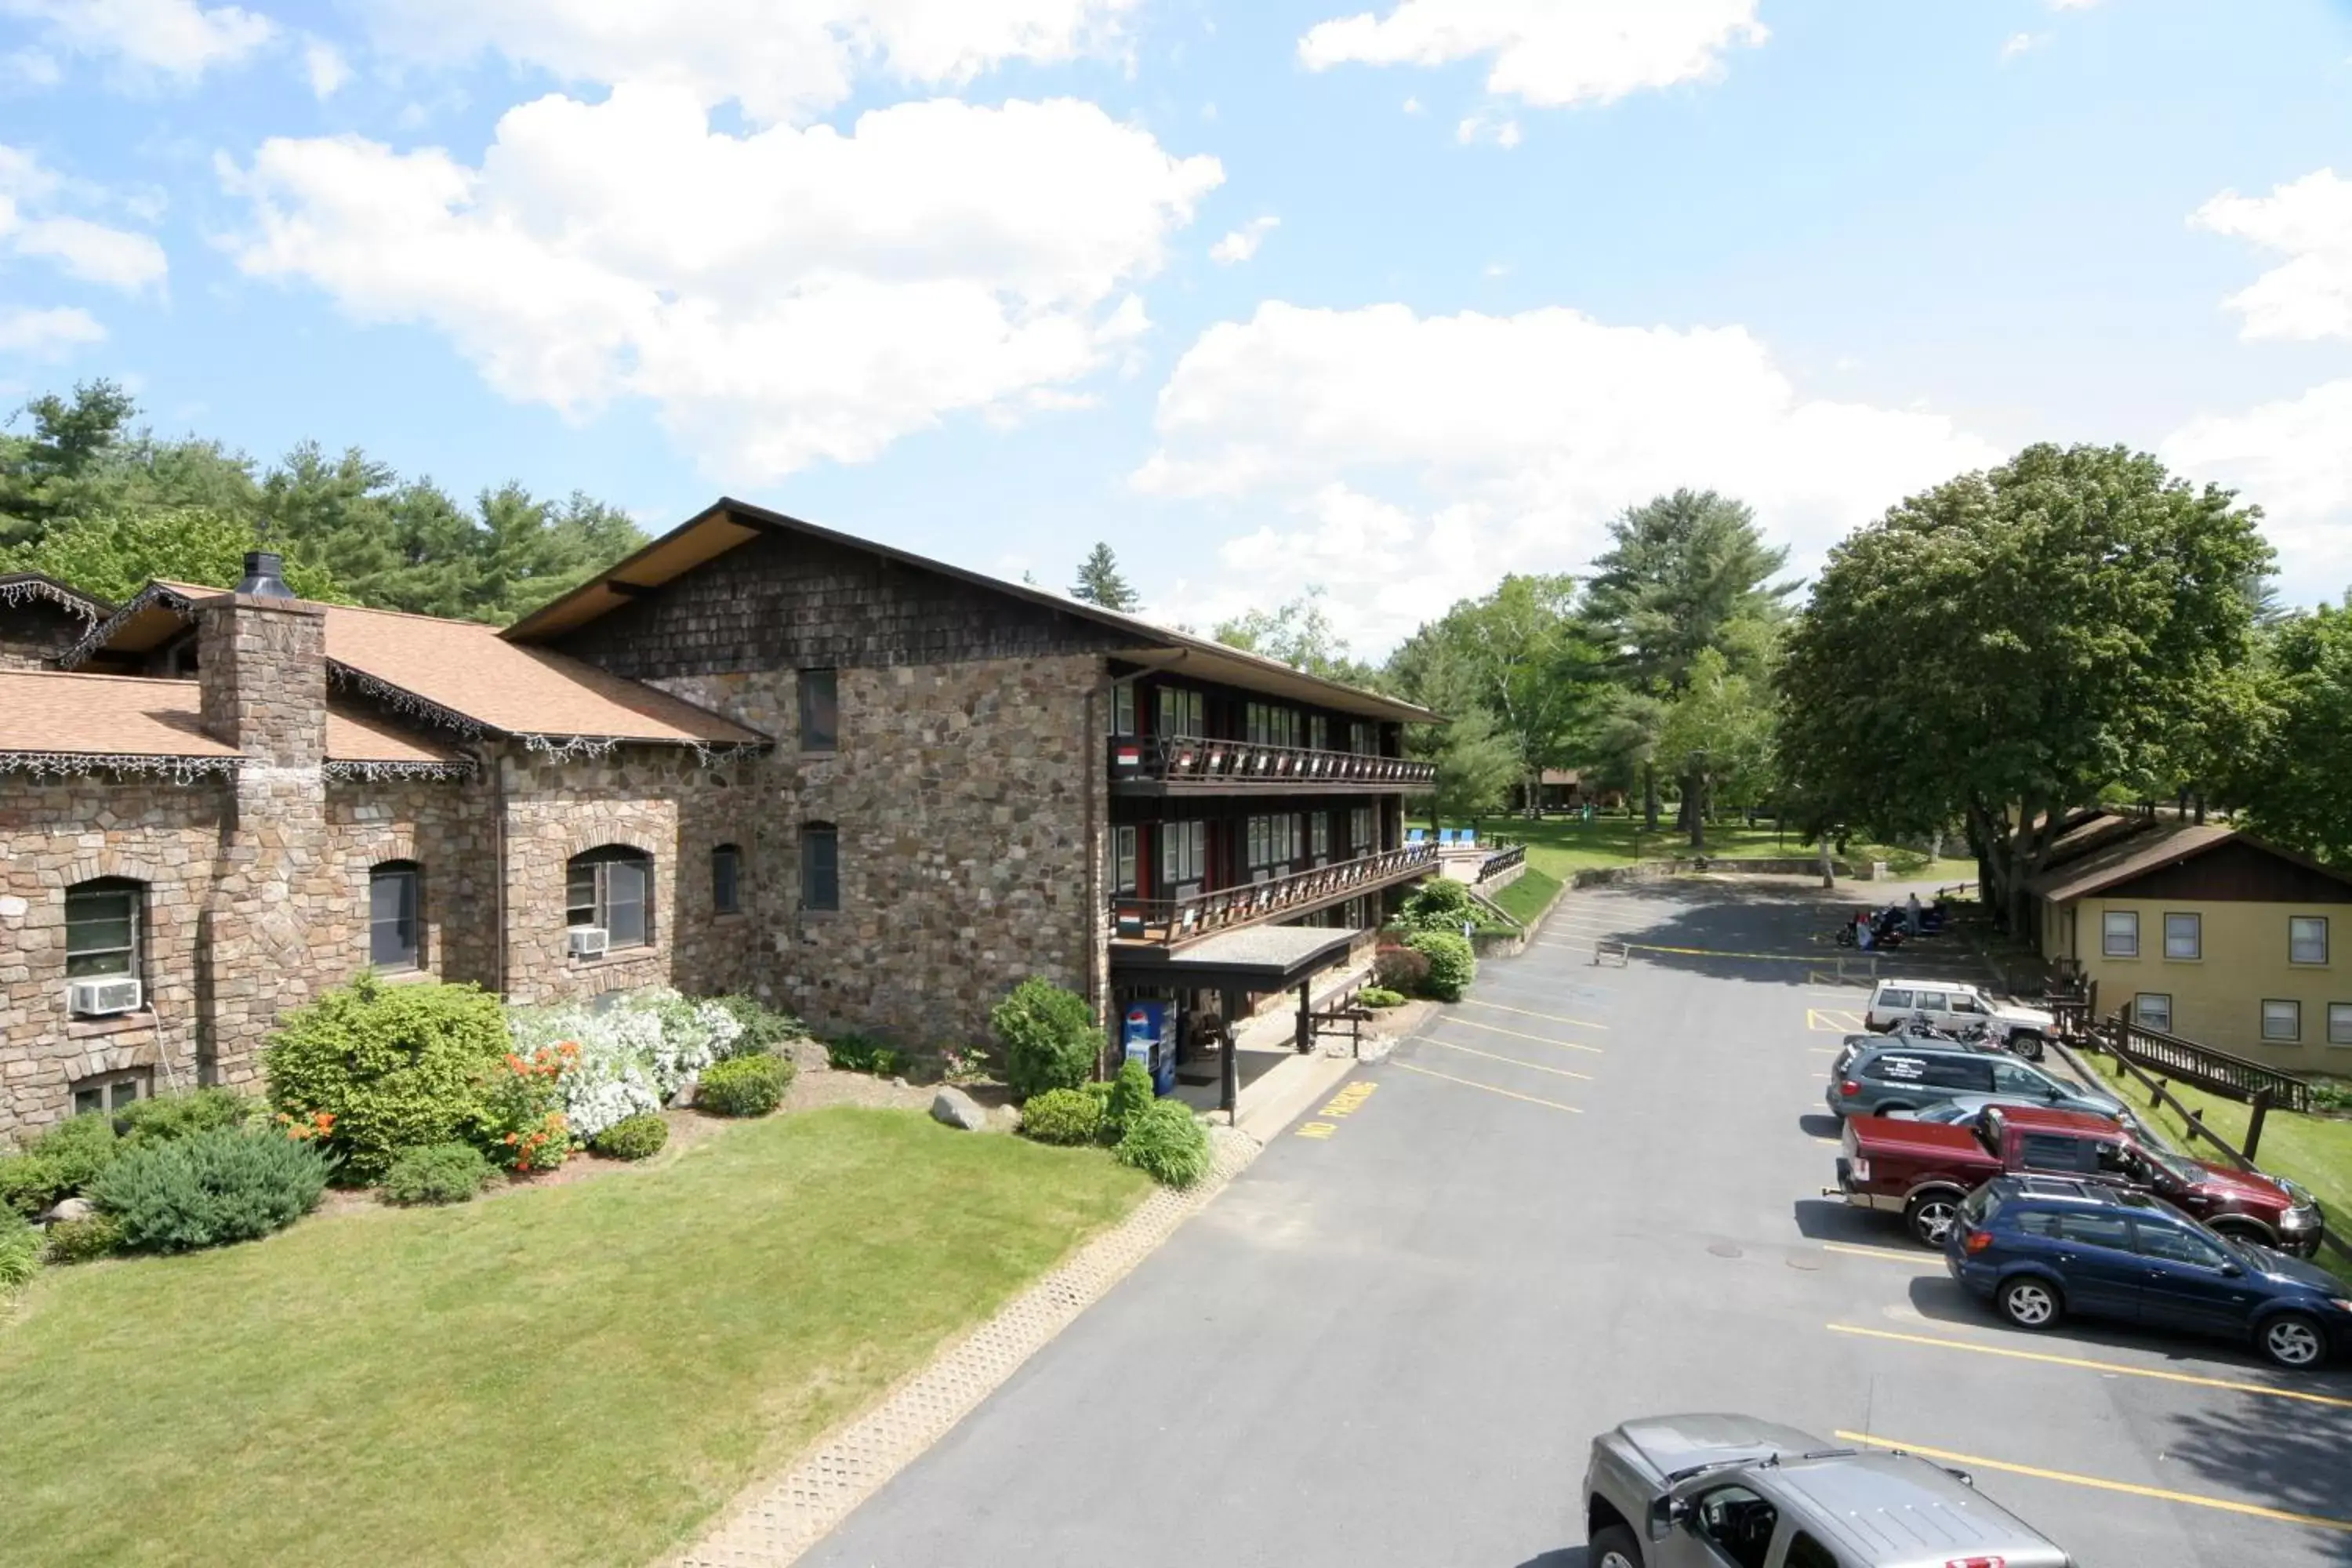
[2000,32,2045,61]
[2167,380,2352,598]
[1454,112,1523,148]
[1300,0,1766,110]
[1401,95,1423,114]
[0,145,168,292]
[303,38,350,98]
[1,0,274,80]
[0,304,105,357]
[365,0,1138,123]
[1209,215,1278,265]
[2049,0,2100,9]
[2192,168,2352,343]
[1134,302,2002,649]
[224,85,1220,477]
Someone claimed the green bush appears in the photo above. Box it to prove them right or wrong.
[381,1142,495,1206]
[699,1054,792,1118]
[42,1212,125,1264]
[1018,1087,1103,1146]
[265,974,511,1181]
[590,1113,670,1161]
[0,1114,125,1218]
[1405,930,1477,1001]
[116,1088,252,1146]
[1396,878,1478,933]
[1372,946,1431,995]
[1113,1099,1212,1189]
[2312,1080,2352,1112]
[711,994,802,1058]
[0,1155,51,1219]
[89,1130,329,1253]
[993,978,1099,1101]
[826,1033,906,1077]
[0,1210,38,1293]
[1357,986,1405,1009]
[1104,1059,1156,1140]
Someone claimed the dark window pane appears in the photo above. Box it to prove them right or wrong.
[605,858,648,946]
[111,1078,139,1109]
[2134,1222,2227,1268]
[370,868,419,970]
[566,862,597,926]
[2058,1214,2132,1250]
[804,827,840,911]
[800,668,839,751]
[74,1087,102,1116]
[713,846,741,914]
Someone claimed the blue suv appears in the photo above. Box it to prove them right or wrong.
[1946,1176,2352,1370]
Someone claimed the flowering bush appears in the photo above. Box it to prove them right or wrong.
[506,987,745,1141]
[481,1044,574,1173]
[266,975,510,1181]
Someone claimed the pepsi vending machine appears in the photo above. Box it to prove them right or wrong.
[1121,1000,1174,1096]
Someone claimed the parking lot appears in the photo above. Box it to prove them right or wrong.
[804,879,2352,1567]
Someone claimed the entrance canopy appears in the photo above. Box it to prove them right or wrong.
[1109,923,1359,993]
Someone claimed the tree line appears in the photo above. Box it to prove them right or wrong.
[1,380,645,620]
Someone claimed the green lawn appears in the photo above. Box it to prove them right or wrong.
[2084,1054,2352,1282]
[1446,814,1977,887]
[0,1109,1149,1567]
[1490,865,1562,927]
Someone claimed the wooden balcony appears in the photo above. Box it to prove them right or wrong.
[1108,842,1439,949]
[1109,735,1435,795]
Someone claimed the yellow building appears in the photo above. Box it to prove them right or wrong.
[2034,817,2352,1073]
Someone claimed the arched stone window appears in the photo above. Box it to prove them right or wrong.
[568,845,652,949]
[369,861,422,971]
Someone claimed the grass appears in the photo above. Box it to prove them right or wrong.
[0,1109,1149,1567]
[1490,865,1562,927]
[1440,814,1977,887]
[2084,1053,2352,1283]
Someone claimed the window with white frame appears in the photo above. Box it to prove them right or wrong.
[369,862,421,971]
[1112,826,1138,893]
[1160,820,1207,886]
[568,845,651,948]
[2132,993,2172,1033]
[2162,912,2200,960]
[1111,683,1136,735]
[2262,999,2302,1042]
[2291,916,2329,965]
[2329,1002,2352,1047]
[2101,909,2140,958]
[65,878,141,981]
[1156,687,1204,738]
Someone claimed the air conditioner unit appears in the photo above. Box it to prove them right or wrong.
[568,927,610,957]
[68,977,142,1016]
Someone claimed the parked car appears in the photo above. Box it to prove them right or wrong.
[1582,1413,2074,1568]
[1884,1094,2083,1124]
[1825,1041,2126,1122]
[1828,1021,2008,1082]
[1946,1176,2352,1370]
[1833,1103,2325,1252]
[1863,978,2055,1059]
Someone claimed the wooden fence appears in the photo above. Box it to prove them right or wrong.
[2094,1011,2315,1114]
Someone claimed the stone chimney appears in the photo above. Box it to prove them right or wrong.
[197,554,326,767]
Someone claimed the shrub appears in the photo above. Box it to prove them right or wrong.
[0,1155,56,1220]
[480,1044,573,1173]
[1357,986,1405,1009]
[117,1088,252,1146]
[1104,1059,1156,1140]
[91,1130,329,1253]
[1396,878,1478,933]
[590,1112,669,1161]
[699,1054,792,1117]
[508,986,741,1139]
[266,974,510,1181]
[993,978,1099,1100]
[2312,1080,2352,1113]
[1373,946,1432,995]
[42,1212,125,1264]
[0,1114,124,1218]
[382,1142,495,1206]
[826,1033,906,1077]
[1114,1099,1212,1189]
[1406,930,1477,1001]
[710,994,802,1059]
[1018,1087,1103,1146]
[0,1210,38,1293]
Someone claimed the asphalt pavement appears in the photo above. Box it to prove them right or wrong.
[801,877,2352,1568]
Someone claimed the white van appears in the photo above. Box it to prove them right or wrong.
[1864,978,2055,1059]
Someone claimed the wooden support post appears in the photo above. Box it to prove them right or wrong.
[1296,982,1313,1054]
[1220,986,1240,1125]
[2246,1089,2271,1164]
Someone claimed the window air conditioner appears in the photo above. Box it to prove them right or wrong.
[69,978,142,1016]
[568,927,610,957]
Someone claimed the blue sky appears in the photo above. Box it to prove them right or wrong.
[2,0,2347,649]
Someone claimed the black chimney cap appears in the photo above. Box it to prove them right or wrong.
[236,550,294,600]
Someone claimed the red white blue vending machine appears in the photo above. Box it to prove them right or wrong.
[1121,1000,1174,1095]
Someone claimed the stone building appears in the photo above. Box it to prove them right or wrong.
[1,502,1436,1140]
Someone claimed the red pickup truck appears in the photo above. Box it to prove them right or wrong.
[1832,1103,2326,1253]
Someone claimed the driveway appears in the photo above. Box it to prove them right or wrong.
[802,879,2352,1567]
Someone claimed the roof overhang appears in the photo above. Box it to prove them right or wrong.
[1109,924,1359,992]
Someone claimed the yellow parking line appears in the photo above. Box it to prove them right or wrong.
[1809,1047,1841,1054]
[1806,1009,1867,1032]
[1820,1242,1940,1266]
[1825,1323,2352,1411]
[1462,997,1609,1029]
[1833,1430,2352,1534]
[1417,1037,1594,1081]
[1388,1060,1582,1113]
[1440,1016,1606,1054]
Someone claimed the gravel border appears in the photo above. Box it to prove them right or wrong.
[670,1123,1264,1567]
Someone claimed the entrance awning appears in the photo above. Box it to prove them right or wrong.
[1109,924,1359,993]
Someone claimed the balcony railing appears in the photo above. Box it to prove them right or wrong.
[1110,735,1435,790]
[1109,841,1439,946]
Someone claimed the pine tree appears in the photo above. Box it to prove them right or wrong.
[1070,543,1137,611]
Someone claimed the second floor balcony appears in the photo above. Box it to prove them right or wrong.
[1109,735,1435,796]
[1109,841,1439,949]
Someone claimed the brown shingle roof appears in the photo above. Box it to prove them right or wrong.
[2031,821,2239,902]
[0,669,472,767]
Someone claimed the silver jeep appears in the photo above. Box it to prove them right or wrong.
[1582,1414,2074,1567]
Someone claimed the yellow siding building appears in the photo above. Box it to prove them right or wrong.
[2034,818,2352,1073]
